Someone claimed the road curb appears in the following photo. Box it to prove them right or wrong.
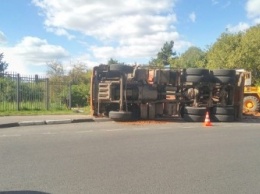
[0,122,19,128]
[0,117,111,128]
[93,118,112,122]
[19,120,46,126]
[72,118,94,123]
[45,119,72,125]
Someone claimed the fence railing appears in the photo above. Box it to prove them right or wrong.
[0,72,71,111]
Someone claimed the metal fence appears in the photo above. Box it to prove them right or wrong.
[0,72,71,111]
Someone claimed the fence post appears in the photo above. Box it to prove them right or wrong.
[45,78,49,110]
[16,73,20,111]
[68,82,72,109]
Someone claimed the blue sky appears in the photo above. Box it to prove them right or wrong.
[0,0,260,75]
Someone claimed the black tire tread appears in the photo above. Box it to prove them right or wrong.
[109,111,132,121]
[211,106,235,115]
[212,69,236,77]
[185,75,210,83]
[110,64,133,73]
[213,76,235,84]
[211,114,234,122]
[186,68,209,76]
[184,107,207,115]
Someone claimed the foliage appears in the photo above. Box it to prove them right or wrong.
[68,62,92,107]
[206,32,243,69]
[68,63,89,84]
[149,41,176,67]
[46,61,66,82]
[71,83,89,107]
[108,58,119,65]
[239,25,260,84]
[175,46,207,68]
[0,77,16,102]
[206,24,260,84]
[0,53,8,72]
[19,82,45,102]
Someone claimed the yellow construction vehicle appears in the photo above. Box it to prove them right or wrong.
[237,70,260,112]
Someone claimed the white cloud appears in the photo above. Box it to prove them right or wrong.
[32,0,191,63]
[222,1,231,9]
[189,12,196,23]
[212,0,219,5]
[0,31,7,44]
[226,22,250,33]
[0,36,69,74]
[246,0,260,23]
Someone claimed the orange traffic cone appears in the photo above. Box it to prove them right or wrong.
[204,111,212,126]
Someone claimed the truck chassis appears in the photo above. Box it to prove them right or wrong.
[91,64,244,122]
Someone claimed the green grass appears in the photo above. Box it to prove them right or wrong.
[0,106,91,116]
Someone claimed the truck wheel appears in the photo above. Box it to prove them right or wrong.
[186,68,209,76]
[183,114,205,122]
[184,75,210,83]
[184,107,207,115]
[109,111,133,121]
[110,64,133,73]
[213,76,235,84]
[211,106,235,115]
[211,114,235,122]
[212,69,236,77]
[210,106,235,122]
[243,96,260,112]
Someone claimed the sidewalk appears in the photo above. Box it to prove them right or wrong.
[0,114,111,128]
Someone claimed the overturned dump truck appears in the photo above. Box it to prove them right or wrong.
[91,64,245,122]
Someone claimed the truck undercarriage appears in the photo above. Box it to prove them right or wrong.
[91,64,244,122]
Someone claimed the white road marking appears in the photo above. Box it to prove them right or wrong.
[182,126,195,128]
[0,134,21,138]
[106,128,127,132]
[133,127,150,130]
[76,130,94,133]
[41,132,58,135]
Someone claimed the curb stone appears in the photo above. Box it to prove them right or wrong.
[0,117,110,129]
[0,122,19,128]
[19,121,46,126]
[45,119,72,125]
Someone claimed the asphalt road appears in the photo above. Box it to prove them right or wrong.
[0,121,260,194]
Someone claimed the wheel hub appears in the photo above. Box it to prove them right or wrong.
[246,101,253,108]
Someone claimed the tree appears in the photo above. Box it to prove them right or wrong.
[0,53,8,73]
[108,58,119,65]
[239,25,260,84]
[177,46,207,68]
[68,62,92,107]
[206,32,242,69]
[150,41,175,67]
[46,61,65,82]
[206,24,260,84]
[68,62,88,85]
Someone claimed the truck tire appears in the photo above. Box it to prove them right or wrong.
[186,68,209,76]
[211,106,235,115]
[212,69,236,77]
[110,64,133,73]
[184,75,210,83]
[213,76,235,84]
[210,106,235,122]
[211,114,235,122]
[243,96,260,112]
[109,111,132,121]
[184,107,207,115]
[183,114,205,122]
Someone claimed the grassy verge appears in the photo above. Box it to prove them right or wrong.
[0,106,91,116]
